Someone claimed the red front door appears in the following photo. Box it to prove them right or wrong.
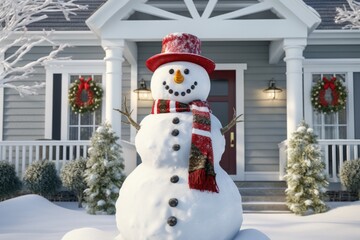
[208,70,236,174]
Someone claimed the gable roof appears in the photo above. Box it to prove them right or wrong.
[26,0,347,31]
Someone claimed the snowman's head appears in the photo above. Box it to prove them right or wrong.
[150,61,210,103]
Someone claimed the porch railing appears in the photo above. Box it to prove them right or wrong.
[0,140,136,178]
[279,139,360,182]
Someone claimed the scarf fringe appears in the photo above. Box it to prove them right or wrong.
[189,169,219,193]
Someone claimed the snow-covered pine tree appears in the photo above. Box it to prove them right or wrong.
[83,123,126,215]
[284,121,329,215]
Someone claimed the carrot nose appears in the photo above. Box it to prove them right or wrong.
[174,69,184,84]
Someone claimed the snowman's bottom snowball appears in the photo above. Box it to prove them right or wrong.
[61,227,114,240]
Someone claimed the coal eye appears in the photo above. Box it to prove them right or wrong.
[169,69,174,74]
[184,69,190,75]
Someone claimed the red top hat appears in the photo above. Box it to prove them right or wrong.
[146,33,215,74]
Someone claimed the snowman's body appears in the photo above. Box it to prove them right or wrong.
[115,60,243,240]
[116,112,243,240]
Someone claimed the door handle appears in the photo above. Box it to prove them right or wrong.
[230,132,235,148]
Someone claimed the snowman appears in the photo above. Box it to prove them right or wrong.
[115,33,269,240]
[62,33,269,240]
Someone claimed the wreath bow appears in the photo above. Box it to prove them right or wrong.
[78,77,91,91]
[323,77,336,90]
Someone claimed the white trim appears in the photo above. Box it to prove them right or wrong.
[44,60,106,140]
[309,30,360,45]
[303,59,360,139]
[88,0,319,41]
[215,63,247,181]
[244,172,280,181]
[123,41,138,143]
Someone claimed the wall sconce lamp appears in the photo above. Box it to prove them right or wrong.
[134,79,152,101]
[263,79,282,100]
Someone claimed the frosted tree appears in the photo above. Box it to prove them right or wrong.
[335,0,360,29]
[284,121,329,215]
[83,123,126,215]
[0,0,87,96]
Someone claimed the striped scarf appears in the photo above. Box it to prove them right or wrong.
[151,99,219,193]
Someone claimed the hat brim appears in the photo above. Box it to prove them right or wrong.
[146,53,215,74]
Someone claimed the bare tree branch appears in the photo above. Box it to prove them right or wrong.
[220,109,243,135]
[335,0,360,29]
[0,0,87,96]
[114,97,141,131]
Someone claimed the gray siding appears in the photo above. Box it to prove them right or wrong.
[304,45,360,59]
[3,46,131,141]
[137,41,287,172]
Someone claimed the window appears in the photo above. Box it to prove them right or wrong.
[304,59,357,140]
[311,73,348,139]
[44,60,106,140]
[68,74,103,140]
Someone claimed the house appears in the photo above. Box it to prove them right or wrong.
[0,0,359,183]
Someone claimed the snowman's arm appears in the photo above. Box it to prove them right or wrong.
[220,111,243,135]
[114,108,141,130]
[113,98,140,130]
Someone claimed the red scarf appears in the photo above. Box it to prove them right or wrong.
[151,99,219,193]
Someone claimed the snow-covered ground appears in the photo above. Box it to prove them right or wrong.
[0,194,359,240]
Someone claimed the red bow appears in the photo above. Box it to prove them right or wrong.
[323,77,336,90]
[78,77,92,91]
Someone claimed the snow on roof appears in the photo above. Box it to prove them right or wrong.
[26,0,348,31]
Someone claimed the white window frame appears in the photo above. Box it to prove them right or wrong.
[303,59,360,139]
[44,60,106,140]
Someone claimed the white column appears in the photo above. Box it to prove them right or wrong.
[102,40,125,139]
[283,38,307,140]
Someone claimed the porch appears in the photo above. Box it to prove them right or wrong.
[1,139,360,183]
[279,139,360,182]
[0,140,136,178]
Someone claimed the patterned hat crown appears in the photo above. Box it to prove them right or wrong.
[146,33,215,74]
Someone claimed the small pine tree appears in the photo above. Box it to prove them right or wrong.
[83,123,125,215]
[23,160,61,197]
[340,159,360,197]
[60,158,87,207]
[284,121,329,215]
[0,161,22,200]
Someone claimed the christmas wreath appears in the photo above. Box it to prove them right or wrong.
[311,76,347,114]
[68,77,103,114]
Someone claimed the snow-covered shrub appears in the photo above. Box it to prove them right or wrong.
[0,161,22,199]
[284,121,329,215]
[83,123,126,215]
[23,160,61,197]
[60,158,87,207]
[340,159,360,195]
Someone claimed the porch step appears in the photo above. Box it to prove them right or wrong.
[235,181,290,213]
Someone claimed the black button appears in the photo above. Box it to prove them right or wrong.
[167,216,177,226]
[172,117,180,124]
[171,129,179,136]
[172,144,180,151]
[170,175,179,183]
[169,198,179,207]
